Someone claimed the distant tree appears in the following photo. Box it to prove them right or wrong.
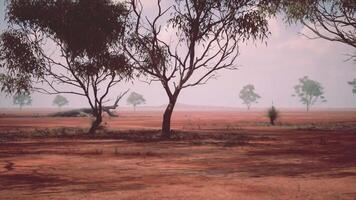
[52,95,69,110]
[13,92,32,110]
[127,92,145,111]
[292,76,326,111]
[239,84,261,110]
[267,105,279,125]
[348,79,356,94]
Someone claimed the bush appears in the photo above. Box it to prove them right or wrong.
[267,106,279,125]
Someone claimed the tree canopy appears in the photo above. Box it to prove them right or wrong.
[239,84,261,110]
[293,76,326,111]
[0,30,45,94]
[53,95,69,108]
[127,92,146,111]
[13,91,32,110]
[348,79,356,94]
[278,0,356,61]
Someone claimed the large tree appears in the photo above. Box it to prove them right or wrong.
[0,0,133,134]
[278,0,356,61]
[127,0,274,138]
[239,84,261,110]
[292,76,326,111]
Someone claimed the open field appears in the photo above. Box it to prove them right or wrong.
[1,108,356,130]
[0,109,356,199]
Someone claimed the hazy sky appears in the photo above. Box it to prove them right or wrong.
[0,0,355,108]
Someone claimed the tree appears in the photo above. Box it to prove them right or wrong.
[0,0,133,134]
[348,79,356,94]
[52,95,69,109]
[279,0,356,61]
[239,84,261,110]
[127,92,146,111]
[292,76,326,111]
[13,92,32,110]
[127,0,274,138]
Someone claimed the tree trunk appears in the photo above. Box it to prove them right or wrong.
[89,111,102,135]
[306,103,310,112]
[161,97,178,138]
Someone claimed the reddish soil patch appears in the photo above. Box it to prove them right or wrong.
[1,110,356,131]
[0,110,356,199]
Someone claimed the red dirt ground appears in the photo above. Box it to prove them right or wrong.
[0,110,356,199]
[1,110,356,130]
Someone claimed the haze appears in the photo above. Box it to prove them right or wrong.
[0,1,355,109]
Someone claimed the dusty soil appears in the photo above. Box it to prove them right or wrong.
[0,110,356,199]
[1,110,356,131]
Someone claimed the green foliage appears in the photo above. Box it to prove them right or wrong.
[0,0,132,95]
[13,91,32,109]
[348,79,356,94]
[277,0,355,59]
[52,95,69,108]
[127,92,146,110]
[292,76,326,111]
[267,105,279,125]
[7,0,129,58]
[169,0,274,42]
[0,30,45,94]
[277,0,355,23]
[239,84,261,110]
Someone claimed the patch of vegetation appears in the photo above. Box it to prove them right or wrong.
[267,106,279,125]
[0,128,251,146]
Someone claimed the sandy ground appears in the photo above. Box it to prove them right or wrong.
[0,110,356,199]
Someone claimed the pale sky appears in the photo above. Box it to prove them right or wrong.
[0,0,355,109]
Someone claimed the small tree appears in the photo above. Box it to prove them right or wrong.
[53,95,69,110]
[267,105,279,125]
[127,92,145,111]
[292,76,326,111]
[13,92,32,110]
[348,79,356,94]
[239,84,261,110]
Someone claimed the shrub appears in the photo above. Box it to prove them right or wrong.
[267,106,279,125]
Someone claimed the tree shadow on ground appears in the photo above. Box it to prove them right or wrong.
[1,128,356,186]
[208,132,356,178]
[0,173,148,195]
